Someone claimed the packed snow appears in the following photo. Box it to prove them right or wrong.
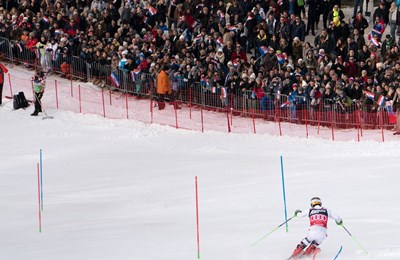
[1,66,400,260]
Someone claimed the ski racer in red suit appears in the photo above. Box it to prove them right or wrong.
[290,197,343,258]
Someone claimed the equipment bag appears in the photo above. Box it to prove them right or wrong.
[13,91,29,110]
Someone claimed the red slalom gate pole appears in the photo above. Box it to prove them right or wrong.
[331,110,335,141]
[252,108,256,134]
[109,89,112,106]
[189,87,192,119]
[174,101,178,129]
[277,107,282,136]
[37,163,42,233]
[8,73,13,96]
[380,110,385,142]
[101,88,105,118]
[70,76,73,97]
[304,109,309,138]
[317,103,321,135]
[359,109,363,137]
[55,80,59,109]
[201,107,204,133]
[125,94,129,119]
[230,107,233,126]
[226,109,231,133]
[195,176,200,259]
[356,110,360,142]
[78,85,82,113]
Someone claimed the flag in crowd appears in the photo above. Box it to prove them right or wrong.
[200,76,208,88]
[16,42,22,53]
[211,86,216,93]
[190,20,199,29]
[280,101,291,108]
[110,71,120,87]
[35,48,41,60]
[52,49,58,61]
[369,36,380,48]
[216,37,224,47]
[276,52,288,64]
[194,34,202,44]
[130,69,141,82]
[377,95,385,107]
[148,6,158,16]
[259,46,269,56]
[226,25,237,32]
[220,87,227,98]
[218,12,225,21]
[363,90,375,100]
[245,15,253,25]
[386,101,397,124]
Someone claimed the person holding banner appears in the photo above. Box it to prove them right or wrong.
[0,62,9,106]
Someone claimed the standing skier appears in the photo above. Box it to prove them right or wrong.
[31,71,45,116]
[289,197,343,259]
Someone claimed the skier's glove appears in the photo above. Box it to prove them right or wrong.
[294,209,302,216]
[336,219,343,225]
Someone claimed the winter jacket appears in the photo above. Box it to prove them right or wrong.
[0,63,8,84]
[157,70,171,95]
[33,79,45,93]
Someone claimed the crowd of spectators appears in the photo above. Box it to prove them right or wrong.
[0,0,400,129]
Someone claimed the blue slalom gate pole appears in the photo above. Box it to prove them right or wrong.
[280,155,288,232]
[40,149,43,211]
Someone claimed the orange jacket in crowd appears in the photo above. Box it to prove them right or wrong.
[157,70,171,95]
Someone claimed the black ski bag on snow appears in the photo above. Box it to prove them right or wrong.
[13,91,29,110]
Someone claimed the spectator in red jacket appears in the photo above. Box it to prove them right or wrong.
[0,63,9,105]
[344,57,359,78]
[25,32,38,50]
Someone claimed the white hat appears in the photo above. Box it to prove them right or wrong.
[122,50,128,55]
[250,73,256,79]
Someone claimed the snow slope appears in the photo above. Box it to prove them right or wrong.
[1,67,400,260]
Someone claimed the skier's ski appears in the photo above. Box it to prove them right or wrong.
[333,246,343,260]
[5,96,33,103]
[287,247,321,260]
[311,248,321,259]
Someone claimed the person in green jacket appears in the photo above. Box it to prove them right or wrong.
[31,71,45,116]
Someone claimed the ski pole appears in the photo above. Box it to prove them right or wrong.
[341,224,368,255]
[252,215,296,246]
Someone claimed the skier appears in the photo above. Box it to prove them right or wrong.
[289,197,343,259]
[31,71,46,116]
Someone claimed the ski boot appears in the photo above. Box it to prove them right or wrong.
[288,243,306,259]
[304,241,321,257]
